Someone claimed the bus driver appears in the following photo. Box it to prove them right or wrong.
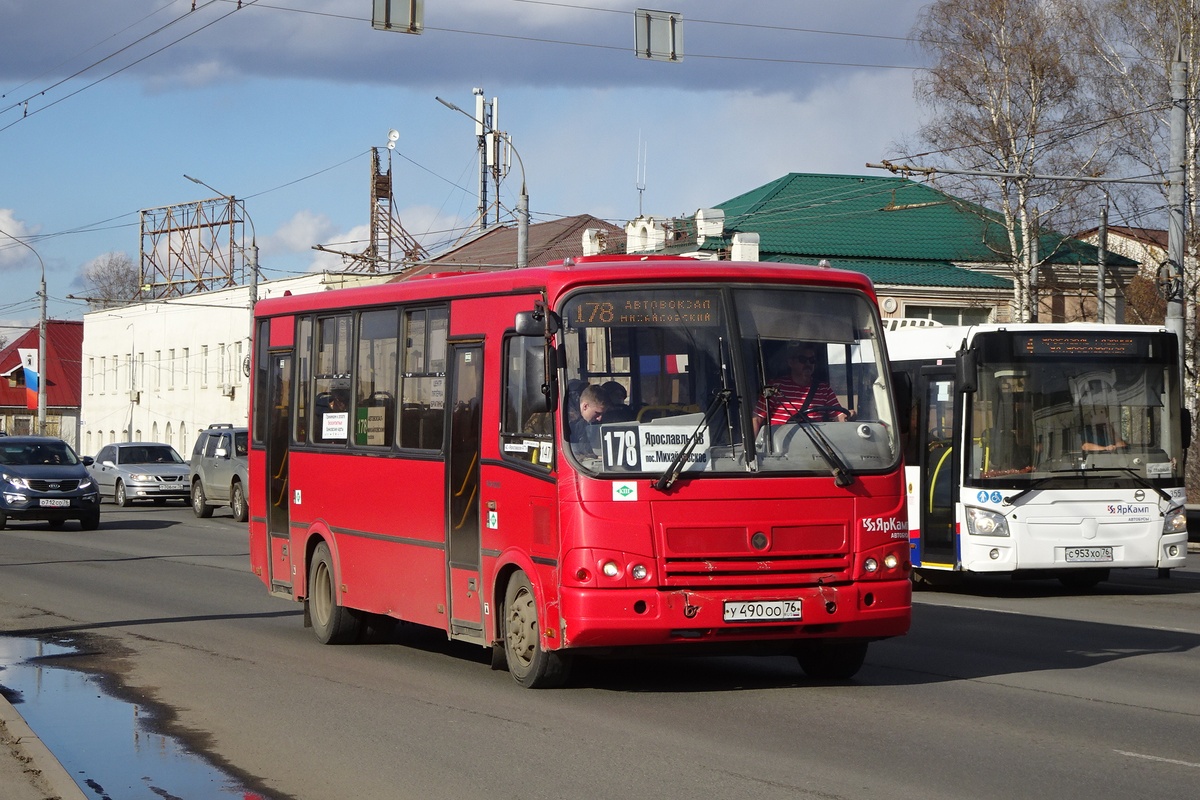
[753,342,853,436]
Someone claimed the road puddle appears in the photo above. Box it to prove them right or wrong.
[0,635,274,799]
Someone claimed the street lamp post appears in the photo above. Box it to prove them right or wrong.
[184,174,259,351]
[0,227,47,434]
[436,95,529,268]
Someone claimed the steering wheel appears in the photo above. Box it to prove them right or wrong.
[786,404,851,423]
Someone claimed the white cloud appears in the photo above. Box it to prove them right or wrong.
[0,210,40,272]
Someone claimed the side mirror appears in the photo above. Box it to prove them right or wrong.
[514,308,561,336]
[1183,407,1193,451]
[956,345,977,394]
[215,447,228,458]
[890,369,912,435]
[102,459,116,468]
[82,456,94,467]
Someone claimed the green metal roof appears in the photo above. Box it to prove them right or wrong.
[715,173,1135,271]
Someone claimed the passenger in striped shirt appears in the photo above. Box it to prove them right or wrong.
[752,343,852,436]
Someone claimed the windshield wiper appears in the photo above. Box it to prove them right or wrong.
[1003,465,1172,505]
[794,416,854,487]
[654,388,733,492]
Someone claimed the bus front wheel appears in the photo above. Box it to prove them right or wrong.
[502,572,570,689]
[797,640,868,680]
[308,541,363,645]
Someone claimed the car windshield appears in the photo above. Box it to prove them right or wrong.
[119,446,184,465]
[0,441,79,466]
[559,284,899,478]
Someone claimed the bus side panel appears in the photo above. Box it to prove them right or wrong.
[479,465,559,644]
[248,447,272,590]
[289,450,449,631]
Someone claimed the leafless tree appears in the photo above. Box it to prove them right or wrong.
[80,251,141,310]
[1083,0,1200,405]
[911,0,1106,321]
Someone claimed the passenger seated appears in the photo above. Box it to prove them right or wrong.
[600,380,635,422]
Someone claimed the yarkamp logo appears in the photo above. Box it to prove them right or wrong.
[615,485,635,498]
[1107,503,1151,515]
[863,517,908,538]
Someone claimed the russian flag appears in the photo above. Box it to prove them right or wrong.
[19,348,38,410]
[639,354,689,375]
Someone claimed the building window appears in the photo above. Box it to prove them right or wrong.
[88,358,95,395]
[182,348,190,389]
[168,349,175,389]
[201,345,209,389]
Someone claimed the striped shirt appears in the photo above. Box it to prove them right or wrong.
[755,378,840,424]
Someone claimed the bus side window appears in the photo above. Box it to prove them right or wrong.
[501,334,552,469]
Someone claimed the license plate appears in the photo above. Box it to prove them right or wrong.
[39,499,70,508]
[723,600,802,622]
[1065,546,1113,563]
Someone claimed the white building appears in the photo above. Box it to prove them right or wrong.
[80,271,393,458]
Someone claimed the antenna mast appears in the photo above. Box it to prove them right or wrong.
[636,135,647,217]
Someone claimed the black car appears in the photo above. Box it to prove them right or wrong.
[0,436,101,530]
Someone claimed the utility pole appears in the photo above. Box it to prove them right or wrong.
[1166,46,1188,408]
[1096,202,1108,323]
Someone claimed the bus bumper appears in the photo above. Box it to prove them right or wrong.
[556,580,911,649]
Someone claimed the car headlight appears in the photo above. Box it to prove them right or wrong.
[1163,505,1188,535]
[964,506,1010,537]
[1,473,30,491]
[132,473,153,482]
[79,477,95,490]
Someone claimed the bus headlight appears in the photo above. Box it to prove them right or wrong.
[965,506,1010,537]
[1163,506,1188,535]
[602,561,620,578]
[630,564,648,581]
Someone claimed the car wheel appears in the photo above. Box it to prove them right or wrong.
[79,511,101,531]
[230,481,248,523]
[115,481,131,507]
[191,480,213,518]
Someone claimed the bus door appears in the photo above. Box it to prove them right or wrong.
[918,367,958,567]
[446,342,484,642]
[265,351,293,593]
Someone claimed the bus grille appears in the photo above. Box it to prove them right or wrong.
[662,553,851,588]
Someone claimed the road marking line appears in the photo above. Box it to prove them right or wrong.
[1115,750,1200,769]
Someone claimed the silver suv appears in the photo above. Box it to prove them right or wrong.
[189,424,249,522]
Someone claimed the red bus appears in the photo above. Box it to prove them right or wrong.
[248,256,911,687]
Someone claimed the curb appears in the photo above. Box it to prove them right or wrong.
[0,696,87,800]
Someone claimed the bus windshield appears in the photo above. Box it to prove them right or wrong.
[967,331,1183,485]
[560,284,899,478]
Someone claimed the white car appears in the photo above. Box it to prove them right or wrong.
[88,442,190,506]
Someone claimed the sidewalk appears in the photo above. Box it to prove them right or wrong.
[0,696,86,800]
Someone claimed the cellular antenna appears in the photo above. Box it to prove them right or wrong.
[636,134,648,217]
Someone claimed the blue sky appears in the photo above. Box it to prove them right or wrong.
[0,0,929,331]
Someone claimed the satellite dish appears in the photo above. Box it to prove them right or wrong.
[388,129,399,141]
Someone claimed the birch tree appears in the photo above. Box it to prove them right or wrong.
[1085,0,1199,405]
[912,0,1102,321]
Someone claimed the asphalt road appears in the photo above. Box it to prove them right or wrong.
[1,503,1198,800]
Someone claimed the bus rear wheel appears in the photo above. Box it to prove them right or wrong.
[503,572,570,689]
[797,640,868,680]
[308,541,363,644]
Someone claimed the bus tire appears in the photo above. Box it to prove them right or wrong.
[797,640,868,680]
[503,571,570,688]
[308,541,363,645]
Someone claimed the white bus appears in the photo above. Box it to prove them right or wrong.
[886,322,1189,588]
